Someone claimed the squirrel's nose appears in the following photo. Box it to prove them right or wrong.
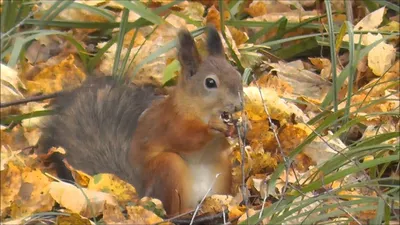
[234,103,243,112]
[226,101,243,113]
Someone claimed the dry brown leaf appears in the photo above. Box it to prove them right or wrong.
[25,54,86,95]
[365,33,396,76]
[56,213,92,225]
[244,86,309,123]
[0,162,22,218]
[279,123,311,151]
[309,57,342,81]
[256,74,294,95]
[123,29,146,48]
[126,205,164,225]
[0,126,30,154]
[103,203,129,224]
[245,1,268,17]
[205,5,222,30]
[49,181,118,218]
[343,7,396,76]
[363,60,399,96]
[63,159,92,187]
[19,102,48,129]
[264,60,332,103]
[249,151,278,174]
[228,26,249,46]
[0,64,25,115]
[303,131,347,166]
[33,0,109,34]
[87,173,138,207]
[180,1,205,21]
[201,194,233,214]
[10,167,54,219]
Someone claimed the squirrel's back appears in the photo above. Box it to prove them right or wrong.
[39,76,163,184]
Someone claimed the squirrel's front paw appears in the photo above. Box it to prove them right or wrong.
[208,113,237,137]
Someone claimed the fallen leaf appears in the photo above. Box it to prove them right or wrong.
[103,203,129,224]
[0,162,22,217]
[201,194,233,214]
[126,205,164,225]
[10,167,54,219]
[48,181,118,218]
[25,54,86,95]
[56,213,92,225]
[365,33,396,76]
[88,173,138,207]
[264,60,332,103]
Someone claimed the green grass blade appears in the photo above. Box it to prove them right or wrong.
[162,59,180,85]
[7,30,88,68]
[274,38,319,59]
[39,0,63,22]
[371,198,385,225]
[376,0,400,12]
[299,155,398,195]
[247,17,286,43]
[69,2,115,21]
[112,8,129,80]
[23,19,152,29]
[342,21,356,128]
[87,35,118,72]
[225,20,323,30]
[303,205,377,224]
[1,0,11,33]
[324,0,339,113]
[1,110,53,125]
[44,0,74,23]
[219,0,244,72]
[120,28,138,81]
[117,1,163,25]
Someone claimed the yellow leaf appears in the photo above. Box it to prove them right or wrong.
[245,2,267,17]
[88,173,138,207]
[126,205,165,225]
[201,194,233,214]
[0,162,22,217]
[103,203,128,224]
[205,5,222,31]
[49,181,118,218]
[56,213,92,225]
[228,26,249,46]
[10,167,54,219]
[25,54,86,95]
[63,159,92,187]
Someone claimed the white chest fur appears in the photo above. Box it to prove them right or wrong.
[183,136,230,207]
[187,162,218,207]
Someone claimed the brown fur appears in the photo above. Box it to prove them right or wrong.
[39,25,243,216]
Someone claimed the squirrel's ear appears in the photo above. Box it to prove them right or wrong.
[206,25,224,57]
[177,29,201,77]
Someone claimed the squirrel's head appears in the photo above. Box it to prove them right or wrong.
[175,25,243,123]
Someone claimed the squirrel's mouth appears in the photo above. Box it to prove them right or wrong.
[220,111,233,124]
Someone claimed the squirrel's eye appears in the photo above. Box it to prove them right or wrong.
[205,78,217,89]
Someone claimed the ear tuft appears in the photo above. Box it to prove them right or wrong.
[177,29,201,77]
[206,24,224,57]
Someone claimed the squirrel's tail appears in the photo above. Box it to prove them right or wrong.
[39,76,162,186]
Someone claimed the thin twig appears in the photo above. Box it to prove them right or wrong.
[236,90,250,224]
[250,73,290,220]
[0,92,60,108]
[171,209,228,225]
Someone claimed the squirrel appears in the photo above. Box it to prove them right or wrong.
[38,25,244,216]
